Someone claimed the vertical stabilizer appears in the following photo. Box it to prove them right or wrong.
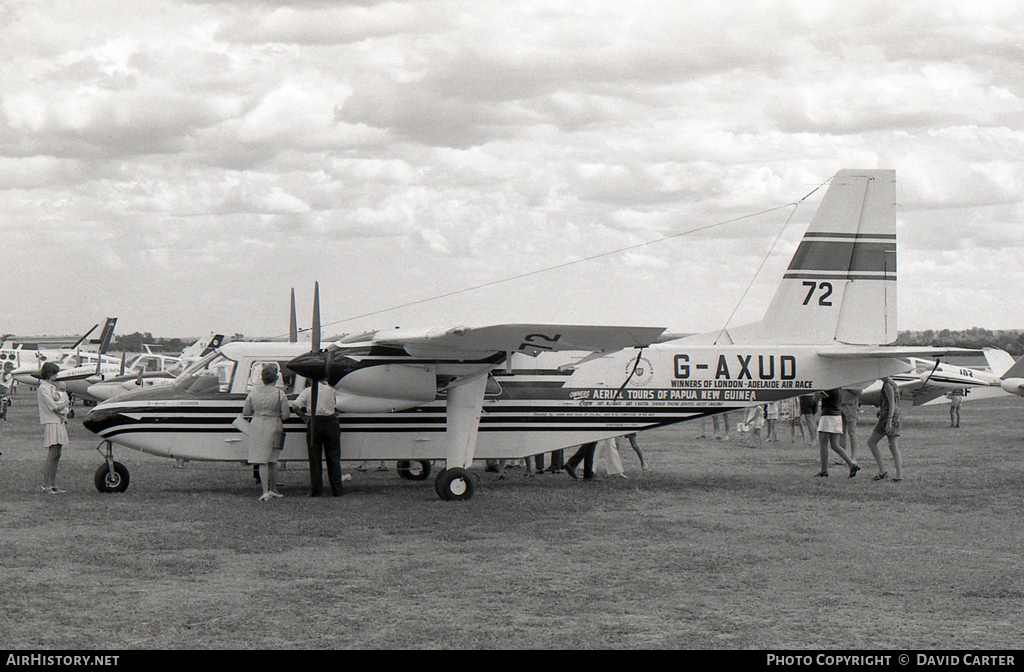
[90,318,118,354]
[743,170,897,345]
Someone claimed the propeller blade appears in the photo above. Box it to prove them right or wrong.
[119,352,126,376]
[71,324,98,350]
[921,359,942,387]
[289,288,298,343]
[312,282,321,353]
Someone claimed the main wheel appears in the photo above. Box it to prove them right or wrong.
[435,467,476,501]
[396,460,432,481]
[94,462,130,493]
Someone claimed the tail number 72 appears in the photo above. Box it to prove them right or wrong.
[802,281,833,306]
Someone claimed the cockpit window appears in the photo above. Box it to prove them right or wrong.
[174,351,237,394]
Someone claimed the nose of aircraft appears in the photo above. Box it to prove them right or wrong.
[287,351,329,382]
[82,402,120,435]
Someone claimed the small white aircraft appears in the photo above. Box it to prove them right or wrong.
[859,354,1003,407]
[2,319,116,383]
[83,170,976,499]
[84,334,225,402]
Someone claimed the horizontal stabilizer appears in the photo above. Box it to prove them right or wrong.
[817,346,983,359]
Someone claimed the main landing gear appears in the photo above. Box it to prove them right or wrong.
[395,460,432,481]
[94,440,130,493]
[433,467,477,501]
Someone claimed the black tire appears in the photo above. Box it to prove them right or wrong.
[396,460,432,481]
[94,462,130,493]
[435,467,476,501]
[434,468,448,499]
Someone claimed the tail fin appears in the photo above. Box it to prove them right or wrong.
[982,347,1016,377]
[89,318,118,353]
[289,288,298,343]
[180,333,224,360]
[721,170,896,345]
[999,354,1024,381]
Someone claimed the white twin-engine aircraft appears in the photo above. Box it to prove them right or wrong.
[83,169,971,499]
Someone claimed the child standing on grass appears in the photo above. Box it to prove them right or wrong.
[36,362,70,494]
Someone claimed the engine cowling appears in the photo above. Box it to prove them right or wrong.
[1000,378,1024,396]
[333,363,437,413]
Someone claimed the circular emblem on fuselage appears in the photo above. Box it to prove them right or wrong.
[625,355,654,387]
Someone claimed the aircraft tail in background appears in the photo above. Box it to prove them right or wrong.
[86,318,118,354]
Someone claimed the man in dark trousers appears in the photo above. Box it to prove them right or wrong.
[292,381,343,497]
[564,441,597,480]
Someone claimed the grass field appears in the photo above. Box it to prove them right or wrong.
[0,393,1021,650]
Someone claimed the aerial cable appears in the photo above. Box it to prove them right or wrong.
[290,180,832,338]
[712,177,832,346]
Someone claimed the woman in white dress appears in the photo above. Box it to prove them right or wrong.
[36,362,70,493]
[242,365,290,500]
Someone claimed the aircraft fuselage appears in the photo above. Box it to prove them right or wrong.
[83,341,909,463]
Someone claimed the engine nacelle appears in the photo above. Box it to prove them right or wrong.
[333,364,437,413]
[1000,378,1024,396]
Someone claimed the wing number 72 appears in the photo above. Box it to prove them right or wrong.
[802,281,833,306]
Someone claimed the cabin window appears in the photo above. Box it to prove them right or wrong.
[174,352,237,394]
[245,361,296,393]
[135,356,161,372]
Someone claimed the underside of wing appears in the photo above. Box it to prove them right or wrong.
[372,324,667,359]
[909,387,949,406]
[817,346,983,359]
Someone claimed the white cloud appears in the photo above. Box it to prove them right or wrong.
[1,0,1023,336]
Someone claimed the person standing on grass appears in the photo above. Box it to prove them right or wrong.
[799,393,819,446]
[816,388,859,478]
[241,364,290,501]
[564,441,597,480]
[36,361,70,494]
[838,387,862,460]
[867,376,903,482]
[948,388,964,428]
[744,404,765,448]
[292,380,344,497]
[622,433,649,471]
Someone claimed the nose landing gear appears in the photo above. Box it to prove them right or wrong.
[94,440,130,493]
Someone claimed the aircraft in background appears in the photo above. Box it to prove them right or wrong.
[858,347,1023,407]
[10,318,121,390]
[1,319,115,381]
[85,334,224,401]
[859,353,1004,407]
[84,170,977,499]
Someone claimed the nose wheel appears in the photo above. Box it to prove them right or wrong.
[94,440,130,493]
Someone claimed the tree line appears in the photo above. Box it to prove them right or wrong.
[894,328,1024,356]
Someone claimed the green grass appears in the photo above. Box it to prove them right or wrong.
[0,394,1021,649]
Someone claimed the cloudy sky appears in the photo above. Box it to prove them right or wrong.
[2,0,1022,341]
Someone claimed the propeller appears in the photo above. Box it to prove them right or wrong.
[920,358,942,387]
[289,288,298,344]
[308,282,322,456]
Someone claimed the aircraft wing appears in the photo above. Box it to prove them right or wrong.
[371,324,667,359]
[909,387,950,407]
[817,346,984,359]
